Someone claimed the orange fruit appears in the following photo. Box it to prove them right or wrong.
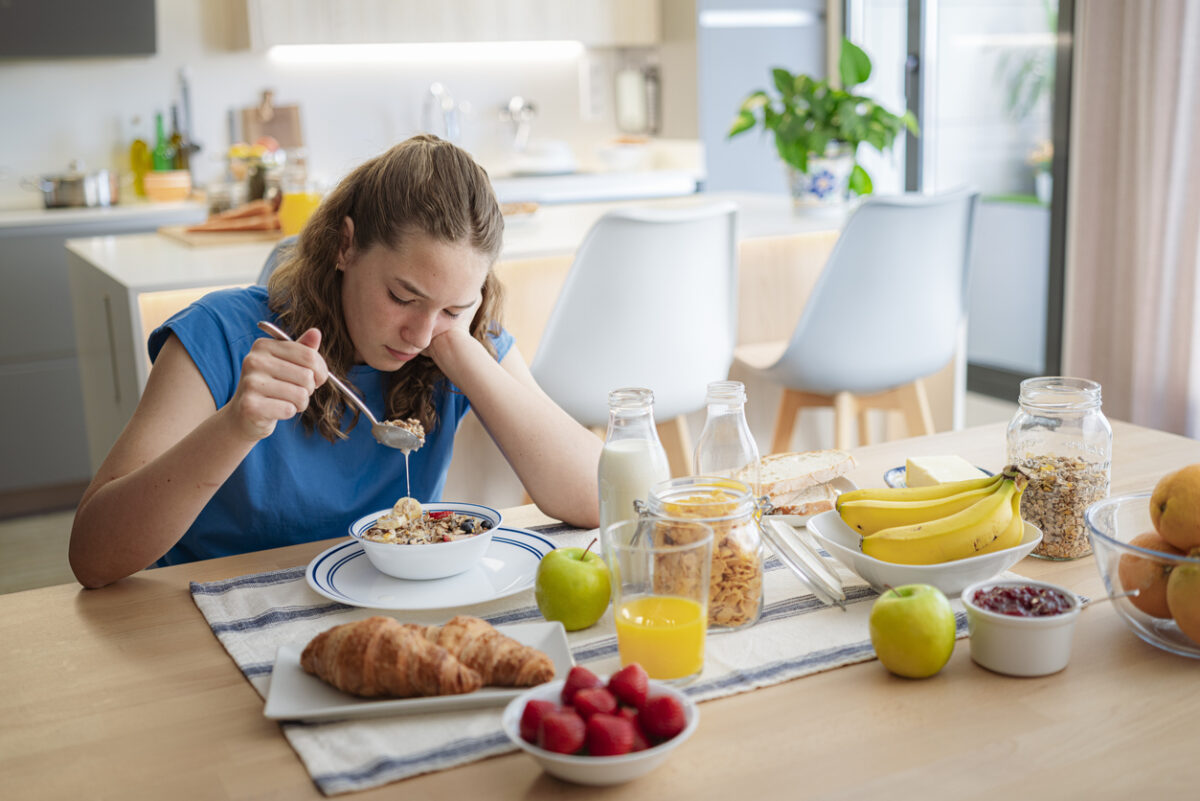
[1165,548,1200,645]
[1150,466,1200,550]
[1117,531,1183,618]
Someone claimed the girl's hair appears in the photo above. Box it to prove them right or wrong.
[267,134,506,442]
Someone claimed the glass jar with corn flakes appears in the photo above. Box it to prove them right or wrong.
[646,476,763,630]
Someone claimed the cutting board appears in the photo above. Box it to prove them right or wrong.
[158,225,285,247]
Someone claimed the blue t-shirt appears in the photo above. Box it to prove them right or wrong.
[147,285,513,566]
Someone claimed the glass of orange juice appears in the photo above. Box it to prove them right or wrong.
[604,517,713,684]
[278,181,323,236]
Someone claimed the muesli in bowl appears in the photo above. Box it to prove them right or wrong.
[349,499,502,580]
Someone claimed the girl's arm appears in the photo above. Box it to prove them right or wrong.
[427,329,601,528]
[69,329,328,588]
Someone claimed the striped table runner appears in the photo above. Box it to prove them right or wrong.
[190,523,969,795]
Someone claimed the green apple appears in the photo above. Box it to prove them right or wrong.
[868,583,956,678]
[535,539,612,631]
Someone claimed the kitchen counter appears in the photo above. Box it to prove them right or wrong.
[0,199,207,233]
[64,192,845,290]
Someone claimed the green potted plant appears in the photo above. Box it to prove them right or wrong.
[728,37,918,209]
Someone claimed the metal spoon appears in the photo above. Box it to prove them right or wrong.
[256,320,425,453]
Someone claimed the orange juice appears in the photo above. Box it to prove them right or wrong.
[278,191,322,236]
[615,595,705,680]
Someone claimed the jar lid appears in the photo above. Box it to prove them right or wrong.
[760,517,846,608]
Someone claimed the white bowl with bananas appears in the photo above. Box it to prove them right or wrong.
[806,467,1043,596]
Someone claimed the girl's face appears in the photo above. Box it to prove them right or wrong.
[337,221,491,369]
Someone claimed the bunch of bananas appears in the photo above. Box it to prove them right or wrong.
[835,466,1030,565]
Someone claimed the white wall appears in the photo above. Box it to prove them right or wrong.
[0,0,698,209]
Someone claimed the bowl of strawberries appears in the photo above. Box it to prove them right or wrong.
[500,664,699,785]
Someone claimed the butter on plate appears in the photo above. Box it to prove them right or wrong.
[905,455,987,487]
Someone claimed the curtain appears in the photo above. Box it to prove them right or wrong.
[1065,0,1200,436]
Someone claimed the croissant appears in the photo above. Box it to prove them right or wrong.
[300,616,482,698]
[418,615,556,687]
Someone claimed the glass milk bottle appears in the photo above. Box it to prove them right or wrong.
[693,381,761,496]
[598,388,671,536]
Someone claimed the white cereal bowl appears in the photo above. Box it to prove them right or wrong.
[961,578,1082,677]
[348,501,501,581]
[806,509,1043,596]
[500,678,699,786]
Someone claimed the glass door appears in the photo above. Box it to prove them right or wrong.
[846,0,1074,401]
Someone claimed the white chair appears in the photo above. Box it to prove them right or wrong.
[736,189,980,453]
[256,235,299,285]
[529,202,740,475]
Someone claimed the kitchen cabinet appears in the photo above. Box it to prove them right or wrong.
[247,0,660,49]
[0,203,206,514]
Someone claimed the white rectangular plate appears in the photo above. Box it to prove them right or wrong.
[263,620,573,722]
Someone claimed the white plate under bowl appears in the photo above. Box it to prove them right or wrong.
[770,476,858,526]
[306,527,555,610]
[263,620,572,722]
[501,677,699,786]
[806,510,1042,596]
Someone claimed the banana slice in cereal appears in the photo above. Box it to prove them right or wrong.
[392,496,423,524]
[373,513,404,531]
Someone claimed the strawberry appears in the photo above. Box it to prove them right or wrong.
[572,687,617,719]
[584,713,635,757]
[607,663,649,709]
[639,694,688,741]
[616,706,651,751]
[538,709,586,755]
[561,665,603,705]
[519,699,558,744]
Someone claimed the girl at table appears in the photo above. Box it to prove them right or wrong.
[69,134,602,588]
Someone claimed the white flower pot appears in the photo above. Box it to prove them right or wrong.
[787,145,854,213]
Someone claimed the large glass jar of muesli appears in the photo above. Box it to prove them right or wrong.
[1006,377,1112,560]
[646,476,763,630]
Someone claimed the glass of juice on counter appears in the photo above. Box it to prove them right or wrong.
[604,517,713,684]
[278,181,323,236]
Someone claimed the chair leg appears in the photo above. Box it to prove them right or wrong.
[897,379,936,437]
[857,407,873,446]
[833,392,858,450]
[657,416,692,478]
[771,390,804,454]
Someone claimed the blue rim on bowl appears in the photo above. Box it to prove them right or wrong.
[348,501,503,581]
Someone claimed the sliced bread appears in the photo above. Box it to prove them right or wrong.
[741,449,856,497]
[769,482,840,516]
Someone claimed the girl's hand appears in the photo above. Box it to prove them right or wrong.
[424,300,483,372]
[225,327,329,442]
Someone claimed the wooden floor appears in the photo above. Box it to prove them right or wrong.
[0,394,1018,596]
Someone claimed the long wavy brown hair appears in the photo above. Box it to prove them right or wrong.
[267,135,506,442]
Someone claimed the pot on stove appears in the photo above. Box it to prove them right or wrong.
[22,160,119,208]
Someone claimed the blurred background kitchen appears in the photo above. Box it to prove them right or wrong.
[3,0,1195,593]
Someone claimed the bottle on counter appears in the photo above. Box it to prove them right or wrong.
[598,387,671,538]
[152,112,176,171]
[693,380,761,496]
[128,115,151,197]
[169,105,188,171]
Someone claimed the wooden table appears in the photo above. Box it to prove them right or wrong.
[4,421,1198,799]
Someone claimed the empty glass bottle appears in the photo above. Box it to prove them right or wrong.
[693,380,761,496]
